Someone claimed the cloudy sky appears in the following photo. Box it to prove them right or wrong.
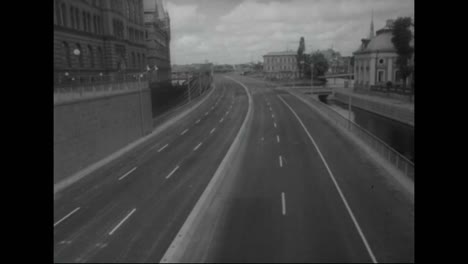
[164,0,414,65]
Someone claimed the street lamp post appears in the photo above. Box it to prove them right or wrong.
[73,48,81,95]
[187,72,191,102]
[310,63,314,94]
[299,60,304,88]
[138,73,145,136]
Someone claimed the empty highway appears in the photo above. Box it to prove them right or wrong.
[53,74,414,263]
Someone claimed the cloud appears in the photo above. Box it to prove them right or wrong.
[167,0,414,64]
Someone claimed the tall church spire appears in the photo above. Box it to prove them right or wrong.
[369,10,375,39]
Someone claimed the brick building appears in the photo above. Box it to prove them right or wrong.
[143,0,171,83]
[54,0,149,84]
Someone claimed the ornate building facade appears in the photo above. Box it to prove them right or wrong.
[54,0,148,83]
[143,0,171,83]
[353,17,414,92]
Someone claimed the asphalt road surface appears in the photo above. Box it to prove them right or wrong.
[205,75,414,263]
[54,75,248,262]
[53,74,414,263]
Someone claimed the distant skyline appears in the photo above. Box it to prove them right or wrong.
[165,0,414,65]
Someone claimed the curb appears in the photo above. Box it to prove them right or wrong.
[284,88,414,201]
[160,75,253,263]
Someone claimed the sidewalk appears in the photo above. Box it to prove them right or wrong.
[333,86,414,112]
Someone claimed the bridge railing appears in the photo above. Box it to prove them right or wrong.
[54,73,149,104]
[291,89,414,180]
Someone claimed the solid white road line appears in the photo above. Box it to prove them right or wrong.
[158,144,169,152]
[118,167,137,181]
[281,192,286,215]
[210,128,216,134]
[274,122,277,128]
[277,135,280,143]
[166,166,180,179]
[279,155,283,167]
[108,208,136,235]
[277,95,378,263]
[180,129,189,135]
[54,207,80,227]
[193,142,203,151]
[195,119,200,124]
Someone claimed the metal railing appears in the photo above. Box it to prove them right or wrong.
[54,73,149,103]
[370,84,412,95]
[291,89,414,180]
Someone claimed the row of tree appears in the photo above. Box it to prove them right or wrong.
[297,37,330,81]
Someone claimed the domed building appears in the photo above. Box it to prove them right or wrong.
[353,17,414,94]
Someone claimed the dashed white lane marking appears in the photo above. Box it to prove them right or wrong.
[219,117,224,123]
[180,129,189,135]
[277,135,280,143]
[211,106,215,110]
[166,166,180,179]
[274,122,277,128]
[277,95,378,263]
[226,111,230,115]
[54,207,81,227]
[272,114,275,119]
[281,192,286,215]
[210,128,216,134]
[118,167,137,181]
[205,112,209,116]
[193,142,203,151]
[108,208,137,235]
[261,137,264,141]
[195,119,200,124]
[158,144,169,152]
[279,155,283,167]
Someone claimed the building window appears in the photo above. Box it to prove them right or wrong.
[75,44,83,67]
[87,13,92,33]
[137,54,141,69]
[131,52,136,68]
[97,47,104,68]
[63,42,71,67]
[93,15,97,33]
[395,70,401,83]
[70,7,75,29]
[55,0,62,25]
[97,16,102,34]
[377,70,385,83]
[88,45,94,68]
[82,11,87,31]
[75,8,80,30]
[61,3,67,27]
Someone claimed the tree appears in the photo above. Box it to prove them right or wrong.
[296,37,305,78]
[391,17,414,92]
[310,51,329,80]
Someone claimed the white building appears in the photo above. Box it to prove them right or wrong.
[263,51,298,80]
[353,18,414,92]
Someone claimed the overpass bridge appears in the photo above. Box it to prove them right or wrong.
[324,73,354,79]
